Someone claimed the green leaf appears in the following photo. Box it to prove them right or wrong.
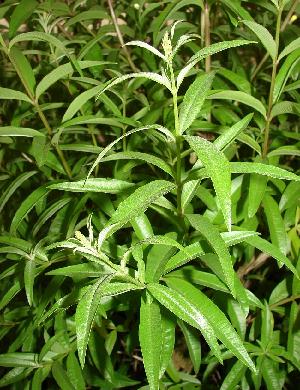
[164,242,204,274]
[66,353,85,390]
[0,171,36,214]
[75,276,111,367]
[147,282,222,362]
[179,72,215,134]
[125,40,166,60]
[248,173,268,218]
[10,184,50,235]
[218,68,252,94]
[132,214,154,240]
[186,214,235,296]
[263,194,289,255]
[166,278,255,372]
[101,151,173,176]
[0,87,32,103]
[245,235,298,276]
[65,10,107,27]
[0,127,44,137]
[9,46,36,97]
[178,320,201,374]
[35,60,111,100]
[230,162,300,181]
[261,358,282,390]
[0,353,40,368]
[207,90,266,118]
[278,37,300,61]
[47,263,113,278]
[214,113,254,151]
[48,179,135,194]
[52,362,76,390]
[0,367,34,387]
[185,136,232,230]
[261,302,274,348]
[24,257,36,306]
[220,360,247,390]
[98,181,175,247]
[273,49,300,103]
[242,20,276,60]
[271,101,300,118]
[9,0,37,38]
[177,40,254,87]
[139,292,162,390]
[159,310,175,378]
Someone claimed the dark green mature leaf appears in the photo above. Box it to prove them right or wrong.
[185,136,232,230]
[10,185,50,235]
[242,20,276,60]
[159,310,175,378]
[48,179,135,193]
[147,282,222,362]
[0,87,32,103]
[0,127,44,137]
[0,353,40,368]
[179,72,215,134]
[178,320,201,374]
[9,47,36,97]
[9,0,37,38]
[187,214,235,296]
[166,278,255,371]
[52,362,76,390]
[220,360,247,390]
[139,293,162,390]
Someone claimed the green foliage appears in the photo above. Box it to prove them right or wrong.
[0,0,299,389]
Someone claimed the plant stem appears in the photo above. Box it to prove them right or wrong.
[204,1,211,74]
[169,66,183,219]
[262,4,282,158]
[107,0,138,72]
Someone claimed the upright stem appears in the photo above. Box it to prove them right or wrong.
[169,66,183,219]
[262,4,282,158]
[204,1,211,74]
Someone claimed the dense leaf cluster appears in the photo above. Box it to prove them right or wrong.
[0,0,299,389]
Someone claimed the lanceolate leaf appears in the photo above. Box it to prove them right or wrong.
[48,179,135,193]
[278,37,300,61]
[10,185,50,235]
[24,257,36,307]
[76,277,110,367]
[179,72,215,134]
[139,293,162,390]
[186,214,235,296]
[178,320,201,374]
[109,180,176,227]
[262,194,289,256]
[159,310,175,378]
[165,278,255,372]
[248,173,268,218]
[230,162,300,181]
[125,41,166,60]
[9,47,36,97]
[0,127,44,137]
[220,360,247,390]
[207,91,266,118]
[147,282,222,362]
[242,20,276,60]
[9,0,37,38]
[0,87,32,103]
[185,136,232,230]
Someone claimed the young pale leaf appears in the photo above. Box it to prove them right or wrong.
[262,194,289,255]
[76,276,111,367]
[230,162,300,181]
[187,214,235,296]
[177,40,254,87]
[207,91,266,118]
[179,72,215,134]
[248,173,268,218]
[166,278,255,372]
[178,320,201,374]
[10,185,50,235]
[48,179,135,194]
[147,282,222,362]
[87,125,175,180]
[185,136,232,231]
[125,41,166,60]
[242,20,276,60]
[139,293,162,390]
[96,72,172,100]
[0,87,32,103]
[214,113,253,151]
